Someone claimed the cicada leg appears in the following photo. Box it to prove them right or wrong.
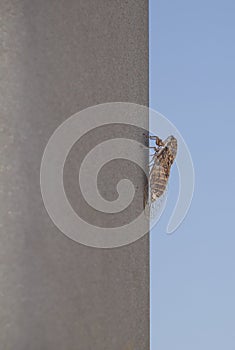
[149,135,165,147]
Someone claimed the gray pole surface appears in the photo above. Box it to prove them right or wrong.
[0,1,149,349]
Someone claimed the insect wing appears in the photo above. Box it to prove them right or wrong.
[144,183,168,224]
[144,155,168,223]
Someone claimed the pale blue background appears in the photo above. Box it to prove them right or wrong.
[150,1,235,349]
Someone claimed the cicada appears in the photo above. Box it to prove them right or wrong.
[144,134,177,218]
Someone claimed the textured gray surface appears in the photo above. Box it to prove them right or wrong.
[0,1,149,349]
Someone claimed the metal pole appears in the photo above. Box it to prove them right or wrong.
[0,1,149,349]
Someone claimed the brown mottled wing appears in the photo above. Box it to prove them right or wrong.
[149,150,169,202]
[148,135,177,204]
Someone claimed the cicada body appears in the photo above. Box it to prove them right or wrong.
[144,135,177,219]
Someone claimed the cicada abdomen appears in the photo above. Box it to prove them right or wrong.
[144,135,177,221]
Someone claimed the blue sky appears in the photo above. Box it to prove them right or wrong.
[150,1,235,349]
